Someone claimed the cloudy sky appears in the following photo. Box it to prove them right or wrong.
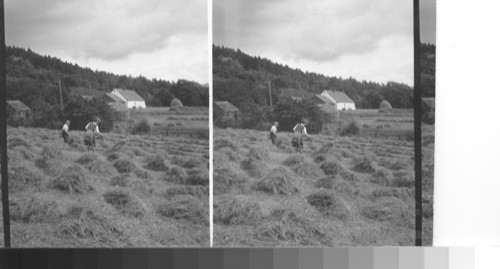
[214,0,431,86]
[5,0,208,84]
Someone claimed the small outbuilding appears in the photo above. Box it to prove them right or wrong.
[214,101,239,125]
[7,100,30,121]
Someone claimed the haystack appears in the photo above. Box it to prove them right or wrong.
[254,167,298,196]
[103,189,146,218]
[214,197,263,226]
[306,190,350,220]
[156,195,207,224]
[170,98,183,110]
[379,100,392,112]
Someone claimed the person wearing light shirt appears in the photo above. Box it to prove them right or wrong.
[270,121,279,145]
[84,117,102,152]
[61,120,71,144]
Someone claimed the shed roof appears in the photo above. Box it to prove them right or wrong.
[315,95,335,104]
[324,90,355,103]
[114,88,145,102]
[214,101,239,112]
[7,100,30,111]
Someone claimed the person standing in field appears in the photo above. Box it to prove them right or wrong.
[84,117,102,152]
[61,120,71,144]
[270,121,279,145]
[292,119,310,153]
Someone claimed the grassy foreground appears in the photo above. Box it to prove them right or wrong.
[1,126,209,247]
[214,110,433,246]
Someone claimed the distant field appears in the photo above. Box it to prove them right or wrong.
[213,109,433,246]
[1,122,209,247]
[116,106,209,139]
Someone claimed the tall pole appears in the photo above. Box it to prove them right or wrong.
[0,0,11,247]
[268,80,273,108]
[59,79,63,107]
[413,0,423,246]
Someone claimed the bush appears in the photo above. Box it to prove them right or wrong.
[64,96,116,132]
[340,120,360,136]
[131,119,151,134]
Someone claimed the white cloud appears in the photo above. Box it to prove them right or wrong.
[5,0,208,83]
[214,0,414,85]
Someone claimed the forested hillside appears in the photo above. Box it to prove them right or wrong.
[6,46,208,108]
[213,45,414,110]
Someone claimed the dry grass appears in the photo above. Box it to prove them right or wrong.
[240,157,266,178]
[49,165,93,194]
[156,195,208,224]
[145,154,169,171]
[11,195,63,223]
[114,158,138,174]
[214,197,262,225]
[306,190,350,220]
[103,189,146,218]
[254,167,298,196]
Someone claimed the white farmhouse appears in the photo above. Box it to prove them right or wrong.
[321,90,356,110]
[110,88,146,109]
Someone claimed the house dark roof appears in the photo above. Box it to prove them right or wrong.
[214,101,239,113]
[7,100,30,111]
[106,93,125,104]
[315,95,335,105]
[324,90,355,103]
[114,88,145,102]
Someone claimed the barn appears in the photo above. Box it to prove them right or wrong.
[110,88,146,109]
[214,101,239,124]
[313,95,337,113]
[7,100,30,121]
[321,90,356,110]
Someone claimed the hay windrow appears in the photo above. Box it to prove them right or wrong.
[145,154,169,171]
[156,195,207,224]
[114,159,137,174]
[106,152,124,162]
[110,174,131,187]
[282,155,305,167]
[214,197,263,226]
[292,161,325,178]
[185,168,209,186]
[87,160,117,176]
[7,165,44,191]
[214,168,249,195]
[35,155,60,175]
[162,185,208,199]
[254,167,298,196]
[11,196,63,223]
[76,153,99,165]
[240,157,266,178]
[214,139,239,152]
[306,190,350,220]
[8,136,32,150]
[219,148,241,162]
[315,176,338,189]
[352,156,376,173]
[58,206,123,243]
[49,165,93,194]
[134,169,153,180]
[320,160,345,176]
[103,189,146,218]
[257,209,328,245]
[166,166,188,184]
[361,197,413,227]
[371,168,393,186]
[41,146,63,159]
[247,147,269,161]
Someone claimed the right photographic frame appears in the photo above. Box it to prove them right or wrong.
[212,0,435,246]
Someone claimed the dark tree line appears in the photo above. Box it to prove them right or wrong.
[6,46,209,110]
[213,45,414,111]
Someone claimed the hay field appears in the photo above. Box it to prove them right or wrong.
[214,109,433,246]
[0,125,209,247]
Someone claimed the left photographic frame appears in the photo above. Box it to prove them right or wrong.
[1,0,209,247]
